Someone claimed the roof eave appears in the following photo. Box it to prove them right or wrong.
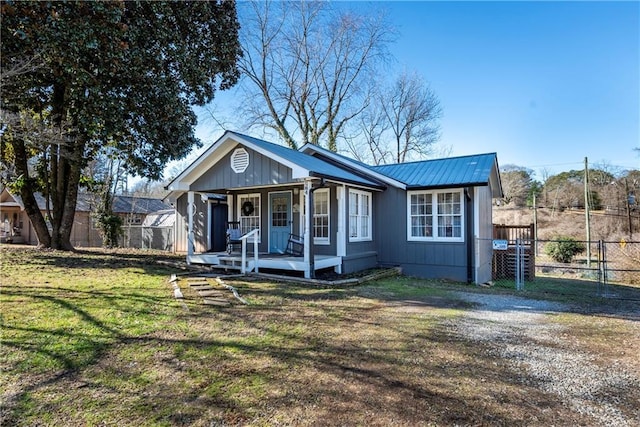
[300,144,406,190]
[406,182,490,191]
[309,171,386,191]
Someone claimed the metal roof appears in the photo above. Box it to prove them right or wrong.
[230,131,384,189]
[371,153,498,188]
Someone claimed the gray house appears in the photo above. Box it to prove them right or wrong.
[166,130,502,283]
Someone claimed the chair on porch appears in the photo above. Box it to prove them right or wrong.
[226,221,242,254]
[285,233,304,257]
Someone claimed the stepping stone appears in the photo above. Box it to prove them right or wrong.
[193,286,214,293]
[203,298,231,307]
[188,281,210,287]
[198,290,225,297]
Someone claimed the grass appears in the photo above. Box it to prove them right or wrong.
[1,246,639,426]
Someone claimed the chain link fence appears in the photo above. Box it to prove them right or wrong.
[488,236,640,300]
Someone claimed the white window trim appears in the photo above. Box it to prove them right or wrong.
[348,189,372,242]
[300,188,330,245]
[237,193,261,242]
[407,189,464,242]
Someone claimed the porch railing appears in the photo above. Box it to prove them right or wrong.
[240,229,260,274]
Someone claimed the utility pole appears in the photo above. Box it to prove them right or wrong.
[584,157,591,266]
[533,193,538,256]
[625,178,633,239]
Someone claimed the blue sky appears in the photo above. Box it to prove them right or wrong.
[378,0,639,178]
[192,0,639,181]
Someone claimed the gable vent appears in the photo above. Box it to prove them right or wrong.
[230,148,249,173]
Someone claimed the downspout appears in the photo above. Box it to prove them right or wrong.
[465,187,474,283]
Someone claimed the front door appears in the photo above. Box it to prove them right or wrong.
[269,191,291,253]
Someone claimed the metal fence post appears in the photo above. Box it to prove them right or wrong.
[602,241,608,297]
[597,240,602,297]
[515,238,522,290]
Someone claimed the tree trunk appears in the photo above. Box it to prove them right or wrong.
[12,137,52,248]
[58,136,84,250]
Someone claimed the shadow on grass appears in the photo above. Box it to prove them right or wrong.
[2,249,638,425]
[0,278,580,425]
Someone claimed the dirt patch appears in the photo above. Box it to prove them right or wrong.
[450,293,640,426]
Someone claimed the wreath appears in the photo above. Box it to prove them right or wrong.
[242,200,255,216]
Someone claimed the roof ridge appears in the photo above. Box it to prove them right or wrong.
[372,152,497,168]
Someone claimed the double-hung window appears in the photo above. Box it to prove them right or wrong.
[301,188,330,244]
[408,190,463,241]
[238,193,261,236]
[349,189,371,241]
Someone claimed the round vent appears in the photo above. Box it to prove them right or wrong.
[230,148,249,173]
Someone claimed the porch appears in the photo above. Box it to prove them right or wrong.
[187,251,343,276]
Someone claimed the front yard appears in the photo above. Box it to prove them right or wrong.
[1,246,639,426]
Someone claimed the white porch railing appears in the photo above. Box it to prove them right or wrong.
[240,229,260,274]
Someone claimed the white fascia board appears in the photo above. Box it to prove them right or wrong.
[167,131,311,191]
[299,143,406,190]
[234,134,309,179]
[490,156,504,198]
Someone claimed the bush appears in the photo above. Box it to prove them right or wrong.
[545,237,585,263]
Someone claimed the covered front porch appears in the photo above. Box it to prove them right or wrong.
[187,251,343,276]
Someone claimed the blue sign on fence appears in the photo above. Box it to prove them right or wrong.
[492,239,509,250]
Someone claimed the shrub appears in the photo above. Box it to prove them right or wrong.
[545,237,585,263]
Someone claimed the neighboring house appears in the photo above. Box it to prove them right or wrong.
[166,130,502,283]
[0,189,173,249]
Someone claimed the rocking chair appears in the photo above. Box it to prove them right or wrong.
[226,221,242,254]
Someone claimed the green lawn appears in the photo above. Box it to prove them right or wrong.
[1,246,638,426]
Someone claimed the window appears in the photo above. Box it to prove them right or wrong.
[349,189,371,241]
[238,193,260,236]
[126,214,142,225]
[408,190,463,241]
[301,188,330,244]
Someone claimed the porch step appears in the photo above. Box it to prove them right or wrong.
[217,256,255,272]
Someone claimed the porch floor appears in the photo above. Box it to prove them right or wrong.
[187,251,342,275]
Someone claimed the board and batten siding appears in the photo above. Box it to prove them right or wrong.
[374,186,469,282]
[191,145,294,192]
[342,185,378,274]
[474,185,494,284]
[175,192,210,253]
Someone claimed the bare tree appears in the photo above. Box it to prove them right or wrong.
[344,99,391,165]
[500,165,535,207]
[238,0,393,150]
[350,71,442,164]
[382,71,442,163]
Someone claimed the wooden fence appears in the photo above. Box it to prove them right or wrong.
[492,224,535,280]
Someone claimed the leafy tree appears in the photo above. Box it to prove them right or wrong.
[1,1,241,249]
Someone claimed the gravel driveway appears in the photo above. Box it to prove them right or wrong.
[450,293,640,427]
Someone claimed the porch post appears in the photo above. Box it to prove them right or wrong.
[226,194,234,223]
[303,180,313,278]
[335,185,346,273]
[187,191,195,262]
